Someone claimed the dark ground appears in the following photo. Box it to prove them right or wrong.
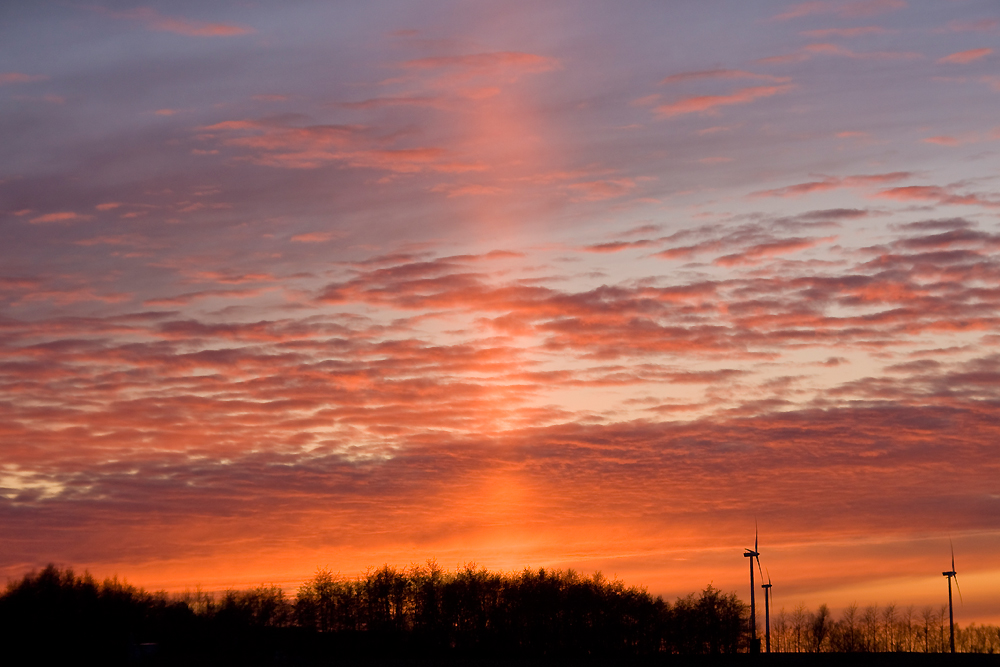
[134,654,1000,667]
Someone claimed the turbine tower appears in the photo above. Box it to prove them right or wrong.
[761,570,772,653]
[942,542,962,654]
[744,526,761,653]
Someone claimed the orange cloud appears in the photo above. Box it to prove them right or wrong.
[937,48,993,64]
[655,84,793,117]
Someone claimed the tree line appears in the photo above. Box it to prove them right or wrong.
[1,563,744,662]
[766,601,1000,654]
[2,564,997,663]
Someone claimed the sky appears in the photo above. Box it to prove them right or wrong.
[2,0,999,623]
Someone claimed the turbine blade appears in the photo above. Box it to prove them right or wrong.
[755,519,758,553]
[951,540,955,572]
[756,554,764,580]
[954,575,963,604]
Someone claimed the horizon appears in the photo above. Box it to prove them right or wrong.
[10,541,998,627]
[2,0,999,628]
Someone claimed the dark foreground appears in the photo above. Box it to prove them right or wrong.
[128,653,1000,667]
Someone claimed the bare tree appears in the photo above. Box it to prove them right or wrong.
[791,604,806,653]
[882,602,896,652]
[840,603,859,652]
[901,605,915,652]
[920,606,935,652]
[773,608,788,653]
[862,604,879,651]
[810,604,831,652]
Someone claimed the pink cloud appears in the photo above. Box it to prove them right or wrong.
[874,185,1000,208]
[102,7,253,37]
[341,96,444,110]
[567,178,636,201]
[802,43,921,60]
[922,136,960,146]
[752,172,912,197]
[402,52,560,76]
[581,239,657,254]
[29,211,84,224]
[429,183,505,198]
[0,72,47,85]
[756,52,811,64]
[14,287,131,305]
[658,69,789,85]
[937,48,993,64]
[942,18,999,33]
[199,117,487,173]
[655,84,793,117]
[290,232,339,243]
[920,134,988,147]
[800,26,890,38]
[714,236,836,266]
[143,288,273,307]
[772,0,906,21]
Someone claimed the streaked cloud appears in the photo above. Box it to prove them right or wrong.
[655,84,794,117]
[99,7,253,37]
[0,72,48,85]
[772,0,906,21]
[937,48,993,64]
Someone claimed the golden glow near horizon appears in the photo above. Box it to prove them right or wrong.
[1,0,999,624]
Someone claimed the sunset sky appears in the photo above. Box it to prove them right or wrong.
[2,0,1000,623]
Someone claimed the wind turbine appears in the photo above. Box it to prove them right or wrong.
[761,569,772,653]
[744,525,761,653]
[942,542,962,654]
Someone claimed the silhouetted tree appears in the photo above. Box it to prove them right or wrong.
[810,603,830,651]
